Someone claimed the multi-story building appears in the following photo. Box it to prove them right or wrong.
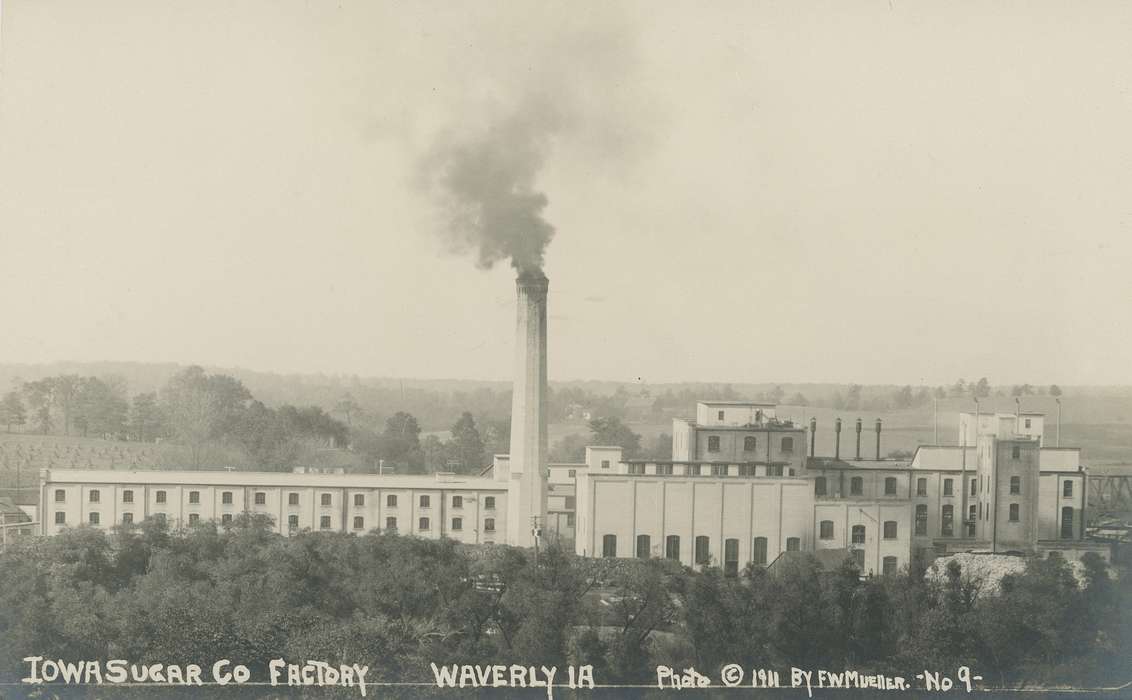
[38,469,508,544]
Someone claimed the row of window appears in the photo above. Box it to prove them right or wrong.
[601,534,802,569]
[816,475,1075,499]
[819,521,899,540]
[54,511,498,533]
[625,464,789,477]
[706,436,795,453]
[54,489,497,510]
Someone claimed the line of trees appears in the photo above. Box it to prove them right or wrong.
[0,520,1126,691]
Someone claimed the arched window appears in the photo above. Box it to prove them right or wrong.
[851,525,865,544]
[636,534,651,559]
[602,534,617,557]
[815,477,827,496]
[695,536,711,565]
[744,436,757,451]
[850,476,863,495]
[941,505,954,536]
[884,477,897,495]
[665,535,681,560]
[353,516,365,530]
[781,437,794,453]
[819,520,834,539]
[752,536,768,565]
[724,539,739,577]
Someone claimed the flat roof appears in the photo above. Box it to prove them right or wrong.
[698,400,777,406]
[41,469,508,491]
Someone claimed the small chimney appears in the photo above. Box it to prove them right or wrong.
[834,418,842,460]
[809,417,817,457]
[855,418,863,460]
[875,418,882,460]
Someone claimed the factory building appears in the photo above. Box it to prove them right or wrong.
[38,469,508,544]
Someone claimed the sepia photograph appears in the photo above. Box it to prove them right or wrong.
[0,1,1130,698]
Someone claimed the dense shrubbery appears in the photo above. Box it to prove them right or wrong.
[0,519,1127,692]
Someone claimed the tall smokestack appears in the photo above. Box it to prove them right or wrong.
[835,418,842,460]
[855,418,863,460]
[507,270,549,548]
[875,418,883,461]
[809,417,817,457]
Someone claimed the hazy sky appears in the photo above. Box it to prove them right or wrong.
[1,1,1129,386]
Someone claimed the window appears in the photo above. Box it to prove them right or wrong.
[666,535,681,560]
[711,464,727,476]
[883,521,898,539]
[1025,418,1032,428]
[815,477,827,496]
[447,495,461,510]
[1011,444,1021,459]
[636,534,651,559]
[851,525,865,544]
[188,491,200,504]
[781,437,794,453]
[601,460,610,469]
[850,477,863,495]
[882,556,898,575]
[1063,481,1073,497]
[916,478,927,497]
[752,537,768,564]
[354,494,365,507]
[718,410,725,420]
[819,520,834,539]
[55,511,66,525]
[220,491,231,505]
[157,490,168,504]
[54,489,66,503]
[386,517,398,531]
[484,496,495,510]
[724,539,739,577]
[288,493,299,506]
[707,436,720,452]
[288,514,298,530]
[602,534,617,557]
[419,517,430,530]
[567,513,575,526]
[943,479,953,496]
[1061,507,1074,538]
[123,490,134,503]
[387,494,398,507]
[1009,503,1020,522]
[567,469,576,478]
[255,492,266,505]
[767,465,783,477]
[447,517,460,531]
[221,513,232,524]
[89,512,100,525]
[915,505,928,535]
[565,496,576,509]
[122,513,133,524]
[89,490,100,503]
[942,505,954,536]
[1009,476,1020,495]
[420,495,431,508]
[354,516,365,530]
[695,536,710,565]
[853,549,865,570]
[884,477,897,495]
[188,513,199,525]
[321,493,332,507]
[786,537,800,552]
[484,518,495,532]
[970,478,977,496]
[744,436,757,451]
[320,515,331,529]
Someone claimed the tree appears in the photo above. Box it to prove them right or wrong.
[933,386,947,400]
[588,417,641,458]
[0,391,26,433]
[769,386,785,404]
[845,384,862,411]
[128,392,165,442]
[892,385,914,410]
[950,379,967,398]
[22,379,54,434]
[1049,385,1063,397]
[549,433,588,463]
[334,393,360,426]
[382,412,422,471]
[449,412,486,473]
[972,378,991,398]
[161,367,252,468]
[74,377,129,438]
